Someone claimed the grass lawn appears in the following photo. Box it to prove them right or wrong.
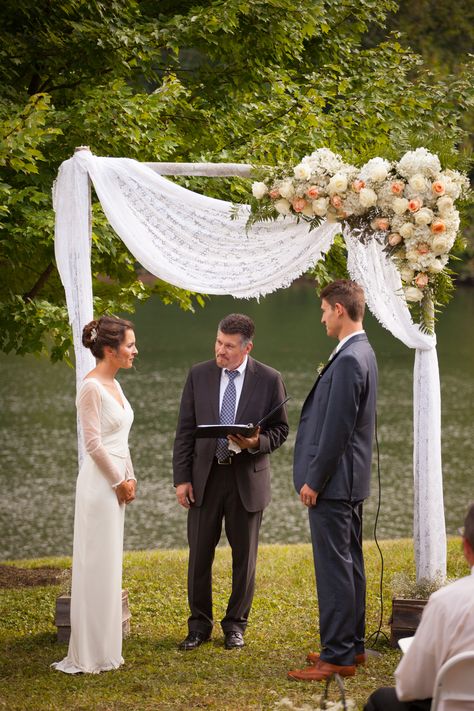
[0,538,467,710]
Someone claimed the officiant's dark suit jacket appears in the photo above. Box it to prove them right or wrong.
[293,333,377,665]
[173,356,289,512]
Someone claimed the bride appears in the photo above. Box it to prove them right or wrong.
[52,316,138,674]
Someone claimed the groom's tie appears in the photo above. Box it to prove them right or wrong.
[215,369,239,462]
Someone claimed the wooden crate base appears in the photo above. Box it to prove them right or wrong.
[390,598,427,647]
[55,589,131,643]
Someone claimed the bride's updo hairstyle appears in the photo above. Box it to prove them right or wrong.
[82,316,134,359]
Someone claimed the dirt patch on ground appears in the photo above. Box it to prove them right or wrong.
[0,565,65,588]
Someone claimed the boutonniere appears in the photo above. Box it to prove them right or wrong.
[316,361,326,377]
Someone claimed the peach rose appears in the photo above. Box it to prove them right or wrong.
[269,188,281,199]
[352,179,366,193]
[431,220,446,234]
[330,195,343,209]
[416,242,430,255]
[414,272,429,288]
[408,198,423,212]
[306,185,319,199]
[431,180,446,196]
[372,217,390,231]
[391,181,405,195]
[292,197,307,213]
[388,232,402,246]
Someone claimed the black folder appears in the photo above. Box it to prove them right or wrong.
[194,396,290,439]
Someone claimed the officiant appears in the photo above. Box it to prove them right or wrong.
[173,313,289,651]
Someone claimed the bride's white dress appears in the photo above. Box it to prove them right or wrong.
[52,377,135,674]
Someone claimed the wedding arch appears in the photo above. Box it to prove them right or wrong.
[53,146,451,583]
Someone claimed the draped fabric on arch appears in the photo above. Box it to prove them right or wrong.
[53,148,446,582]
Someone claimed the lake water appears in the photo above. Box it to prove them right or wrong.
[1,284,473,561]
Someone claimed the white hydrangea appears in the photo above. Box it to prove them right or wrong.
[397,148,441,179]
[359,157,391,183]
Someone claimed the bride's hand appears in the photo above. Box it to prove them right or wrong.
[115,480,135,504]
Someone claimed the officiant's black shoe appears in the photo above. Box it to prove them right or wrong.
[178,631,211,651]
[224,631,245,649]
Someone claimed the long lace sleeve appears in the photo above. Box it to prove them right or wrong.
[77,381,125,487]
[125,452,135,481]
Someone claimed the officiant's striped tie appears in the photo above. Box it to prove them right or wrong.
[215,369,239,461]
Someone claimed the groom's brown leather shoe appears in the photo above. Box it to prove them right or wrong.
[288,659,356,681]
[306,651,367,666]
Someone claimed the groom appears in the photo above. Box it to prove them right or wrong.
[289,280,378,682]
[173,313,289,651]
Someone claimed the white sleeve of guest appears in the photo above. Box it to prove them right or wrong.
[395,595,445,701]
[77,381,126,487]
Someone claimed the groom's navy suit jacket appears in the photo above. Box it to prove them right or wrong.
[293,333,377,501]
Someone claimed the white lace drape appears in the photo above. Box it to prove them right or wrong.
[345,232,445,581]
[53,148,446,581]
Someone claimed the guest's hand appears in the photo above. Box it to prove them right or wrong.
[229,426,260,450]
[176,482,195,509]
[300,483,318,507]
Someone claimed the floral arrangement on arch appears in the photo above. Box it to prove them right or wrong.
[250,147,469,327]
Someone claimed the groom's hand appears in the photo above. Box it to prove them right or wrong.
[300,483,318,507]
[176,482,195,509]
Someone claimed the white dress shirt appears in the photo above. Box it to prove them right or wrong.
[218,355,248,416]
[335,329,365,354]
[395,566,474,710]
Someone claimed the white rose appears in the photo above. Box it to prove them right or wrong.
[251,181,268,199]
[274,198,292,215]
[436,196,454,215]
[400,266,415,282]
[404,286,424,302]
[312,197,329,217]
[328,173,348,194]
[302,203,314,217]
[428,259,445,273]
[399,222,415,238]
[414,208,434,225]
[408,173,427,193]
[278,180,295,200]
[431,234,451,255]
[392,197,409,215]
[359,188,378,208]
[293,164,312,180]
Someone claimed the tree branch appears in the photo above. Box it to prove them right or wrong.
[23,262,54,301]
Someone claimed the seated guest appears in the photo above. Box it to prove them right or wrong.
[365,502,474,711]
